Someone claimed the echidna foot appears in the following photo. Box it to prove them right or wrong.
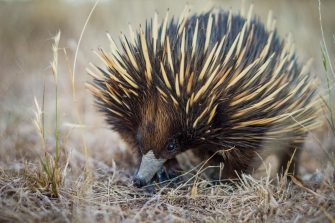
[156,167,182,188]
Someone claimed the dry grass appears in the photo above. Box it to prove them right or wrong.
[0,0,335,222]
[0,162,334,223]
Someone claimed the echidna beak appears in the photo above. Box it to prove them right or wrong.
[133,150,166,187]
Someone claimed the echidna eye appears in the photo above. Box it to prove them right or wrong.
[166,142,177,152]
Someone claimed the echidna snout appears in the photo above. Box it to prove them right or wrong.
[133,151,166,187]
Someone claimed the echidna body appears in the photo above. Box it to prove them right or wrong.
[88,9,320,187]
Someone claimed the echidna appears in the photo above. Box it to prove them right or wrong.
[87,8,320,187]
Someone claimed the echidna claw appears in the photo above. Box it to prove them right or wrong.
[140,168,181,194]
[143,184,156,194]
[156,168,181,188]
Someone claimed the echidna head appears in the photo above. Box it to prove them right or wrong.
[132,94,188,187]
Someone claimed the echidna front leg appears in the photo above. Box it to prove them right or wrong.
[156,158,182,187]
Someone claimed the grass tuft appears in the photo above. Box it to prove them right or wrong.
[33,31,63,197]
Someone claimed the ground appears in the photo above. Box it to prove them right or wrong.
[0,1,334,222]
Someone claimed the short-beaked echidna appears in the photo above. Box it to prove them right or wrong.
[87,8,320,187]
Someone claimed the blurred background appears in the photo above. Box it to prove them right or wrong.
[0,0,335,174]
